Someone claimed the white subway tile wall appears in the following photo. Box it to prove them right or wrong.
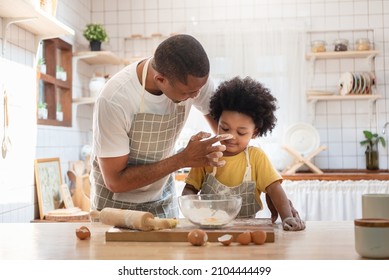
[0,0,388,222]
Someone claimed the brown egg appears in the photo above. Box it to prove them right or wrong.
[187,229,208,246]
[236,231,251,245]
[251,230,267,245]
[218,234,233,246]
[76,226,91,240]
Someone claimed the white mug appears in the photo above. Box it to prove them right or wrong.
[362,193,389,219]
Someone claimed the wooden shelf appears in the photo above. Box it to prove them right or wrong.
[73,97,95,105]
[306,50,379,61]
[39,72,71,89]
[72,51,128,106]
[37,38,72,127]
[283,169,389,181]
[124,34,168,40]
[307,94,382,102]
[0,0,74,38]
[73,51,129,65]
[307,94,381,124]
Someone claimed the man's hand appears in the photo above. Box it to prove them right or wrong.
[180,132,232,168]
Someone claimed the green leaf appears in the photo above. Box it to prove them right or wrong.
[360,130,386,148]
[83,23,108,42]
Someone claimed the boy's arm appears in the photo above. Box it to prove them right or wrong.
[182,184,199,195]
[265,181,305,231]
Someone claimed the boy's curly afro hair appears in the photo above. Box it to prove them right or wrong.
[210,76,278,137]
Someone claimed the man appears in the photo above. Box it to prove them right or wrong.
[90,34,227,218]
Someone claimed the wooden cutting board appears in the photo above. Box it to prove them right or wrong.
[105,218,275,243]
[44,208,90,222]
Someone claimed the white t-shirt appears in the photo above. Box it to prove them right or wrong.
[91,59,214,202]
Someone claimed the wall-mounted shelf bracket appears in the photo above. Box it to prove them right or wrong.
[2,17,36,57]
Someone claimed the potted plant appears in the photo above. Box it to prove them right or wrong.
[56,65,67,81]
[56,103,63,122]
[360,130,386,170]
[83,23,108,51]
[38,57,46,74]
[38,102,48,120]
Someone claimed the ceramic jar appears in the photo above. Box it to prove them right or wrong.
[354,218,389,259]
[89,76,105,97]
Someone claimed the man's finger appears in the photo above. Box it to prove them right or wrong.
[190,131,211,141]
[203,134,233,145]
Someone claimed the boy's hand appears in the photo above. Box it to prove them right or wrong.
[266,194,301,223]
[282,216,306,231]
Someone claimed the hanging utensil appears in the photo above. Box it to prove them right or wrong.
[2,88,11,159]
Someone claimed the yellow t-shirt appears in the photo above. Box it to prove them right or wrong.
[185,146,282,198]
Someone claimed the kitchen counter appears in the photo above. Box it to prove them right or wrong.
[282,169,389,181]
[0,221,367,260]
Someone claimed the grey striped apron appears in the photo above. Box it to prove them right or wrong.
[200,148,261,218]
[91,58,185,218]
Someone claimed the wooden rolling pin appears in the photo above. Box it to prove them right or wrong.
[93,208,178,231]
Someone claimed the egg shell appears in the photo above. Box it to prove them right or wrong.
[236,231,251,245]
[218,234,233,246]
[251,230,267,245]
[187,229,208,246]
[76,226,91,240]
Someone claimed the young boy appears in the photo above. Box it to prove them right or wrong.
[182,76,305,231]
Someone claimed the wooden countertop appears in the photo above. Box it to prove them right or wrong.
[0,221,368,260]
[282,169,389,181]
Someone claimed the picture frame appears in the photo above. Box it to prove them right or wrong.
[34,158,63,219]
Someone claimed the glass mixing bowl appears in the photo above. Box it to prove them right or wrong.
[178,194,242,229]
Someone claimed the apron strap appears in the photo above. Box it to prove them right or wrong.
[242,147,252,181]
[140,58,152,113]
[212,147,252,181]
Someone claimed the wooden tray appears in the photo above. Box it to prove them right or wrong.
[106,218,275,243]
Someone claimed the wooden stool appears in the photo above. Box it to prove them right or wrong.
[282,144,327,175]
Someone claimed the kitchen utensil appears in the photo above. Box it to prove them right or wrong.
[362,72,371,94]
[73,160,85,176]
[354,218,389,259]
[98,208,178,231]
[178,194,242,229]
[67,170,90,211]
[362,193,389,219]
[282,122,326,175]
[2,88,11,158]
[283,122,320,156]
[105,218,275,242]
[339,72,353,95]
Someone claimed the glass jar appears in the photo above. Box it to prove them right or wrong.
[356,38,371,51]
[365,144,379,170]
[311,40,326,52]
[334,39,349,51]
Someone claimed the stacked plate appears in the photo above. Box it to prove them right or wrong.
[338,72,375,95]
